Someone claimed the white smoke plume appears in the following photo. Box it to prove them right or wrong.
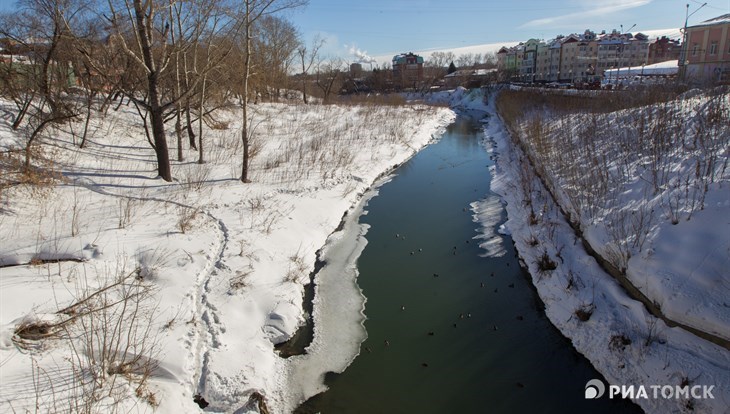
[347,44,377,65]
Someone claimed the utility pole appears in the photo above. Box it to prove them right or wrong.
[679,2,707,81]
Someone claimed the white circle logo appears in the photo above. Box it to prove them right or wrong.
[585,379,606,399]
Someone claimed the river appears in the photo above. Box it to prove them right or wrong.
[295,115,642,413]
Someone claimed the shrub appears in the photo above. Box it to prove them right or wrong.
[536,250,557,272]
[609,334,632,352]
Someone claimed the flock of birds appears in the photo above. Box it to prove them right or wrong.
[362,227,526,380]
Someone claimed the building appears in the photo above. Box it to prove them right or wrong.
[495,28,658,85]
[519,39,541,82]
[647,36,681,65]
[682,14,730,84]
[350,63,363,77]
[541,38,563,82]
[497,45,524,81]
[596,30,650,78]
[392,52,424,89]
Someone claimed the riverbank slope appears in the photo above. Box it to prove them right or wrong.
[0,99,454,413]
[484,88,729,413]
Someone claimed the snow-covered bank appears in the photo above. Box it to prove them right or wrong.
[481,91,730,413]
[277,182,377,412]
[405,86,492,113]
[0,98,454,413]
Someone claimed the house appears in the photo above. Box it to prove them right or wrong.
[538,38,563,82]
[596,30,650,79]
[496,28,656,85]
[520,39,542,82]
[497,45,523,81]
[682,14,730,84]
[392,52,424,89]
[647,36,681,65]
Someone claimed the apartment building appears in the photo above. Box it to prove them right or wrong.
[497,28,675,84]
[682,14,730,84]
[392,52,424,89]
[648,36,681,65]
[596,31,650,77]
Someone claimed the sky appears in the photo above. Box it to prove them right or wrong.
[286,0,730,64]
[0,0,728,64]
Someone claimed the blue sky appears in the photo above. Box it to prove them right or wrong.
[1,0,728,61]
[288,0,730,61]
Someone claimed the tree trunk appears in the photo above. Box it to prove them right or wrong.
[186,102,197,149]
[134,0,172,182]
[175,108,184,161]
[79,98,93,148]
[240,3,252,183]
[174,48,184,162]
[12,95,33,130]
[150,101,172,181]
[302,79,307,104]
[198,75,207,164]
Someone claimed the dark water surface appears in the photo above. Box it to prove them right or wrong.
[297,115,641,414]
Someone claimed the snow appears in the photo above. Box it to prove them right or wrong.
[0,97,454,413]
[278,182,379,412]
[2,82,727,413]
[603,60,678,78]
[626,187,730,341]
[479,89,730,413]
[406,86,493,113]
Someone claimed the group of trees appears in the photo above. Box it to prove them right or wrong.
[0,0,307,183]
[0,0,502,185]
[422,51,497,89]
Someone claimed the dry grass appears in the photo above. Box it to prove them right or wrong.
[496,85,730,272]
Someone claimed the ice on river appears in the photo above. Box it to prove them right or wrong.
[278,185,384,412]
[471,195,507,258]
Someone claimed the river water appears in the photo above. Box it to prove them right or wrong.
[296,115,641,413]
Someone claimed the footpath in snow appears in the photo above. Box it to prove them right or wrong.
[0,97,453,413]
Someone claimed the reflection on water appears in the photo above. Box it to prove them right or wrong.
[297,116,641,414]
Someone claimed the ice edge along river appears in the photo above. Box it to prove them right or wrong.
[278,181,381,412]
[278,112,515,412]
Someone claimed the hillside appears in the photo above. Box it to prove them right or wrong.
[489,86,730,413]
[0,97,453,413]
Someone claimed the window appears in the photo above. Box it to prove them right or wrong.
[692,43,699,56]
[709,41,718,55]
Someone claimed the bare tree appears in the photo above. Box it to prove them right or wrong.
[296,34,324,104]
[422,51,454,91]
[315,57,343,103]
[0,0,86,171]
[237,0,307,183]
[102,0,177,181]
[99,0,237,181]
[252,15,299,100]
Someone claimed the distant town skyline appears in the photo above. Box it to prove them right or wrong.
[289,0,729,63]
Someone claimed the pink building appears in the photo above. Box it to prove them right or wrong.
[683,14,730,84]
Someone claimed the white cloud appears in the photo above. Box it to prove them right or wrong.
[520,0,653,29]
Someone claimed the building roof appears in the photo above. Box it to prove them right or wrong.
[689,13,730,28]
[603,60,678,78]
[444,68,497,78]
[392,52,424,65]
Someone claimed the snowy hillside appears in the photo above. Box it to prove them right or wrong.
[0,98,453,413]
[488,86,730,413]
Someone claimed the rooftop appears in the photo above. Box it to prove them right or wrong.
[690,13,730,28]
